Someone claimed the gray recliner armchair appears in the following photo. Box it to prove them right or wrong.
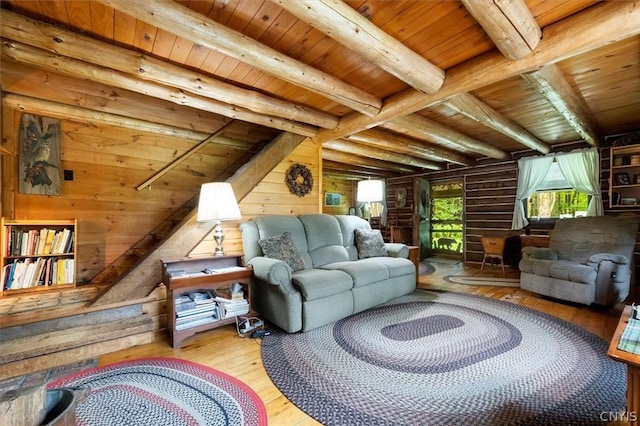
[519,216,638,306]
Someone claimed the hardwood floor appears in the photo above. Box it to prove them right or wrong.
[98,260,634,425]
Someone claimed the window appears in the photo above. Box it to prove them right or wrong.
[527,162,589,219]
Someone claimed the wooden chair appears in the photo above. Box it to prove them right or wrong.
[390,226,412,244]
[480,236,506,275]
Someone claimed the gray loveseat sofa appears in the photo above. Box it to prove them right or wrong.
[519,216,638,306]
[239,214,416,333]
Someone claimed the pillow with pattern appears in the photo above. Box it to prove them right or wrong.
[354,228,387,259]
[258,231,305,271]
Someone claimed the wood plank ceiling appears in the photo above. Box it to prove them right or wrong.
[1,0,639,180]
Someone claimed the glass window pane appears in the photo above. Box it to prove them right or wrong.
[527,190,588,218]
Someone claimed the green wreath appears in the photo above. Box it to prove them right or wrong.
[285,163,313,197]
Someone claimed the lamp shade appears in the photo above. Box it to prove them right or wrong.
[197,182,242,222]
[357,179,383,202]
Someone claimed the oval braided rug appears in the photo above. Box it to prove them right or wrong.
[261,290,625,426]
[48,357,267,426]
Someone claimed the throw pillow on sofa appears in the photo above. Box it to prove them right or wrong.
[258,231,305,271]
[355,228,388,259]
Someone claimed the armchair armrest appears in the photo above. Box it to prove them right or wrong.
[522,246,558,260]
[247,256,297,293]
[385,243,409,258]
[588,253,629,266]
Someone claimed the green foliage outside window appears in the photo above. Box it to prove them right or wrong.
[527,190,589,219]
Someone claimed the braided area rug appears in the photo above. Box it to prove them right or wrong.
[261,290,625,426]
[47,357,267,426]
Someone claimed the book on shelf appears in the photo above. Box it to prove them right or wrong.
[188,290,217,305]
[215,296,249,318]
[176,304,218,317]
[175,309,219,324]
[174,289,221,330]
[3,226,74,257]
[175,316,218,331]
[2,257,74,290]
[43,229,56,255]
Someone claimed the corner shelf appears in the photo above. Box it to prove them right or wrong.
[609,144,640,209]
[1,218,77,297]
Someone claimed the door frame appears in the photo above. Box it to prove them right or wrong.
[413,177,430,260]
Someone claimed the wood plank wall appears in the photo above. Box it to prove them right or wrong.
[321,175,353,216]
[190,139,322,257]
[0,62,312,285]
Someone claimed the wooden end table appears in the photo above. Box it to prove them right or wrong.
[161,255,253,348]
[607,305,640,425]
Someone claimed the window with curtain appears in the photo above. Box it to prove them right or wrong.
[527,162,589,219]
[511,147,603,230]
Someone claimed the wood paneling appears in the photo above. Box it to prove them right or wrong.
[322,175,353,216]
[189,138,321,258]
[1,63,319,284]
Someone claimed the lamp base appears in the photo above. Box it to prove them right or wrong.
[213,220,225,256]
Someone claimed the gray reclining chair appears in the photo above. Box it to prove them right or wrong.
[519,216,638,306]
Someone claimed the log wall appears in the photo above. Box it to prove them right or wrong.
[385,146,640,269]
[386,176,416,243]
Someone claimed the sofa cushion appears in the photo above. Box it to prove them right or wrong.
[354,228,387,259]
[549,260,597,284]
[299,214,350,267]
[335,215,372,261]
[519,258,596,285]
[258,231,305,271]
[292,269,353,301]
[379,257,416,278]
[321,259,389,287]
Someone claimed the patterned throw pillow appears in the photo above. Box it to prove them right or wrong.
[258,231,305,271]
[354,228,388,259]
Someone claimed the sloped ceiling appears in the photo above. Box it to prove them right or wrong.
[1,0,639,181]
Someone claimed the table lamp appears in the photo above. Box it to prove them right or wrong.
[197,182,242,256]
[357,179,384,203]
[357,179,383,220]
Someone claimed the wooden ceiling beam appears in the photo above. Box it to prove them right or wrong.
[1,39,317,137]
[0,10,338,130]
[322,149,419,174]
[322,160,395,179]
[97,0,382,116]
[2,94,254,150]
[522,64,599,146]
[274,0,444,94]
[346,128,474,166]
[445,92,551,153]
[312,1,640,144]
[461,0,541,60]
[324,139,442,171]
[386,115,510,160]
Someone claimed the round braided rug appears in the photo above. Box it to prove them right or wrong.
[261,290,625,426]
[48,357,267,426]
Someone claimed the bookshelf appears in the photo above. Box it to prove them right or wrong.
[1,218,77,297]
[161,255,253,348]
[610,143,640,209]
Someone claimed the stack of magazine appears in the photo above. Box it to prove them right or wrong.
[175,290,220,331]
[215,282,250,318]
